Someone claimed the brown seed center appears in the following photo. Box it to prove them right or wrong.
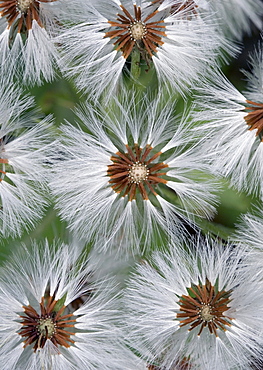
[177,279,232,336]
[105,5,166,59]
[107,144,168,201]
[19,296,76,352]
[129,21,147,40]
[17,0,34,12]
[129,162,148,183]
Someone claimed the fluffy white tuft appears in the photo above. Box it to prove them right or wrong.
[50,91,218,255]
[57,0,225,100]
[123,235,263,369]
[0,239,129,370]
[0,1,64,85]
[192,69,263,197]
[0,83,53,237]
[210,0,263,40]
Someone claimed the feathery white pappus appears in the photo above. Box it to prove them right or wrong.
[0,82,52,237]
[56,0,225,101]
[50,91,218,255]
[123,235,263,369]
[192,42,263,197]
[157,0,263,41]
[208,0,263,41]
[234,207,263,280]
[0,239,132,370]
[235,207,263,252]
[0,0,63,85]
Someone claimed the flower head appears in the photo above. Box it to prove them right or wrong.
[192,43,263,197]
[0,240,127,369]
[0,82,52,237]
[123,236,263,369]
[177,277,232,337]
[58,0,222,100]
[50,92,217,254]
[0,0,62,84]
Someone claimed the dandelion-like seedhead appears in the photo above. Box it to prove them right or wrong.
[0,0,261,368]
[1,0,56,31]
[50,92,218,255]
[123,236,263,369]
[0,83,52,237]
[0,0,62,84]
[0,240,128,370]
[57,0,223,100]
[192,51,263,197]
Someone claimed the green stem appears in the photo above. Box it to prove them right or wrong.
[130,49,141,81]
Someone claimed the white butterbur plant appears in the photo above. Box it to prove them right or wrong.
[50,92,218,254]
[0,0,263,368]
[123,236,263,370]
[192,41,263,198]
[57,0,225,100]
[0,240,130,370]
[0,82,52,237]
[0,0,63,84]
